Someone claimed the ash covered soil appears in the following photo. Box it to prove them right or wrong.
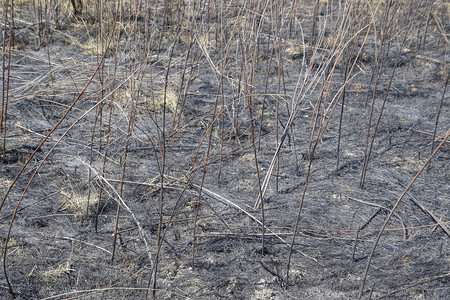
[0,2,449,299]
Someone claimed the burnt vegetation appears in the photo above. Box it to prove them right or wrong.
[0,0,449,299]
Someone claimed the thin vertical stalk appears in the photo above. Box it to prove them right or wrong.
[110,91,137,263]
[110,0,127,263]
[360,20,413,188]
[430,71,448,157]
[421,3,433,50]
[151,24,181,299]
[336,65,348,171]
[95,97,113,232]
[1,0,13,158]
[191,2,244,270]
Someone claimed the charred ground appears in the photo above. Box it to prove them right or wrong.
[0,1,449,299]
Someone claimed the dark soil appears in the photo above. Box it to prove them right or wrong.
[0,1,449,299]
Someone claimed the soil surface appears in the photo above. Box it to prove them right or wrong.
[0,1,449,299]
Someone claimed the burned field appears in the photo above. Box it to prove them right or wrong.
[0,1,449,299]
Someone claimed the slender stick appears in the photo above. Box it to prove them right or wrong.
[430,71,448,157]
[358,130,450,299]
